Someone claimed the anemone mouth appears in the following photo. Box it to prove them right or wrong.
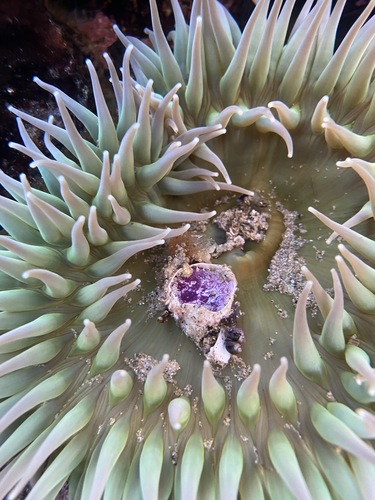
[1,0,375,498]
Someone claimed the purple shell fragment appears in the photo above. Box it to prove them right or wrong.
[176,267,236,312]
[165,263,238,365]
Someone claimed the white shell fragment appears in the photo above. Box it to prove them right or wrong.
[207,328,231,366]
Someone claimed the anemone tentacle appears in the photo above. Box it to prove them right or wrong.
[1,0,375,498]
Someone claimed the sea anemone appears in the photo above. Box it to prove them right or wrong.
[1,0,375,497]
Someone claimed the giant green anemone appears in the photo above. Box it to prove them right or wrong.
[1,0,375,498]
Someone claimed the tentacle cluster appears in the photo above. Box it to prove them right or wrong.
[117,0,375,157]
[0,23,249,499]
[1,0,375,498]
[306,154,375,403]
